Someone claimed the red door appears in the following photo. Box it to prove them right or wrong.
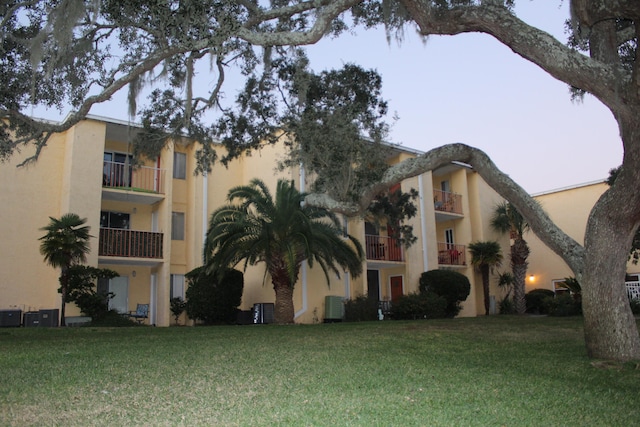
[390,276,403,303]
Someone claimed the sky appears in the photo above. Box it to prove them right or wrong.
[41,1,621,195]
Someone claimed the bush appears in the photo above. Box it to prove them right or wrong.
[170,297,187,325]
[629,298,640,315]
[419,270,471,318]
[525,289,555,314]
[65,265,119,320]
[391,292,447,320]
[88,310,138,327]
[499,297,516,315]
[344,295,379,322]
[544,293,582,316]
[185,267,244,324]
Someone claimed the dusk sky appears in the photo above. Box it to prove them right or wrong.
[41,1,621,195]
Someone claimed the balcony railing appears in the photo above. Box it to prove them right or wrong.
[365,235,404,262]
[626,281,640,300]
[433,190,463,215]
[99,228,163,259]
[437,242,466,266]
[103,161,165,194]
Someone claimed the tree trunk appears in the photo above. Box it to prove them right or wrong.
[481,266,491,315]
[60,270,68,327]
[273,283,295,324]
[512,239,530,315]
[581,119,640,361]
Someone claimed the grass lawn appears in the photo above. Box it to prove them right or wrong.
[1,316,639,426]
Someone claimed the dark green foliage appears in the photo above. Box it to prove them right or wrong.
[88,310,138,327]
[185,267,243,324]
[544,294,582,317]
[526,289,556,314]
[629,298,640,315]
[170,297,187,325]
[499,297,516,315]
[419,270,471,318]
[391,292,447,320]
[64,265,118,320]
[344,296,379,322]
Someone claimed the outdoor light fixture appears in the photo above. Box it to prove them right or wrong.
[529,274,535,282]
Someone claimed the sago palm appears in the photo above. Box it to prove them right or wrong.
[204,178,364,324]
[39,213,92,326]
[491,202,531,314]
[468,240,503,315]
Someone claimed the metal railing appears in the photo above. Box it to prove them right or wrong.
[437,242,466,266]
[626,281,640,300]
[433,189,463,215]
[103,161,165,194]
[99,228,163,259]
[365,235,404,262]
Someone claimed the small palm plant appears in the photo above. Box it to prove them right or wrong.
[204,178,364,324]
[491,202,531,314]
[39,213,91,327]
[468,241,503,315]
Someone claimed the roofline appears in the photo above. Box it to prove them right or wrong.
[531,179,607,197]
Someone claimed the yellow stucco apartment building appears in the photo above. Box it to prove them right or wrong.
[1,115,525,326]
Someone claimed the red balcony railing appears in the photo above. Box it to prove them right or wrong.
[103,161,165,194]
[365,235,404,262]
[99,228,163,259]
[437,242,466,266]
[433,190,463,215]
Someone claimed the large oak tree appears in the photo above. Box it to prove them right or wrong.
[2,0,639,361]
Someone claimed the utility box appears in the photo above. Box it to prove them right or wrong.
[38,309,59,327]
[23,312,40,327]
[324,296,344,322]
[252,303,275,324]
[0,309,22,327]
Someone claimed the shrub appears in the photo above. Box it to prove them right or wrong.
[344,295,379,322]
[391,292,447,320]
[65,265,119,320]
[89,310,138,327]
[185,267,244,324]
[629,298,640,315]
[499,297,516,315]
[545,293,582,316]
[525,289,555,314]
[419,270,471,318]
[170,297,187,325]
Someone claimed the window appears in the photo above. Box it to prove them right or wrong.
[171,212,185,240]
[173,152,186,179]
[170,274,185,300]
[100,211,130,229]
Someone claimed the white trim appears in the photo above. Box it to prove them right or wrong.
[531,179,606,197]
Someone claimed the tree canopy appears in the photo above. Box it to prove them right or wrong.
[4,0,640,360]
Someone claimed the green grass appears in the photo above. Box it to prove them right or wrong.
[1,317,639,426]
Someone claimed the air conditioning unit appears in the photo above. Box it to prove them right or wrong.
[0,309,22,327]
[38,309,59,327]
[23,312,40,327]
[252,303,275,324]
[324,296,344,322]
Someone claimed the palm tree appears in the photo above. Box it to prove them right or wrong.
[39,213,91,326]
[491,202,531,314]
[468,241,503,315]
[204,178,364,324]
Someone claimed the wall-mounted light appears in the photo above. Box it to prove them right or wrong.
[529,274,535,282]
[132,270,137,278]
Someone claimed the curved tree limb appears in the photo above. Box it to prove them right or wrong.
[306,143,585,275]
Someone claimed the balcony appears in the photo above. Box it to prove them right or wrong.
[365,235,404,263]
[434,190,463,221]
[627,281,640,300]
[102,161,165,204]
[437,242,466,267]
[99,228,163,261]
